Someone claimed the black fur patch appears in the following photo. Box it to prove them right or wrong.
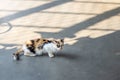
[43,39,46,41]
[36,38,40,42]
[40,40,52,49]
[48,40,52,43]
[27,40,36,54]
[28,47,35,53]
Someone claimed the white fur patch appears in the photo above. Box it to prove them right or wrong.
[36,48,43,55]
[22,45,30,53]
[13,55,17,60]
[34,43,60,57]
[42,43,59,53]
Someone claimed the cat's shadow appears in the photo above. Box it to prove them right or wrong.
[38,52,79,60]
[57,53,79,60]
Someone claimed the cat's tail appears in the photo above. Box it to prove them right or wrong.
[13,47,24,61]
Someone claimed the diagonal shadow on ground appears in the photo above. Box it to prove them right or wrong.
[0,0,72,24]
[36,7,120,39]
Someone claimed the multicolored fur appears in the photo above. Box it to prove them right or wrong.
[13,38,64,60]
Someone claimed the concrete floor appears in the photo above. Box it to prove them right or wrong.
[0,0,120,80]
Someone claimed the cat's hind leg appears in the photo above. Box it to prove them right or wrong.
[23,45,36,57]
[13,47,23,60]
[24,49,36,56]
[24,52,36,57]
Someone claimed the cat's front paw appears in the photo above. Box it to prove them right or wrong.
[48,54,54,58]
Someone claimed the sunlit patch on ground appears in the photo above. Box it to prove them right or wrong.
[0,45,4,49]
[0,0,120,46]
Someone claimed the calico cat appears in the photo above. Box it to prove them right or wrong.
[13,38,64,60]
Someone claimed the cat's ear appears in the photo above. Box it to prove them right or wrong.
[60,39,64,43]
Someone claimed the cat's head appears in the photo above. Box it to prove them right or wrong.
[54,39,64,50]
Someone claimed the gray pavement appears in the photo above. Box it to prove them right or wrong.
[0,0,120,80]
